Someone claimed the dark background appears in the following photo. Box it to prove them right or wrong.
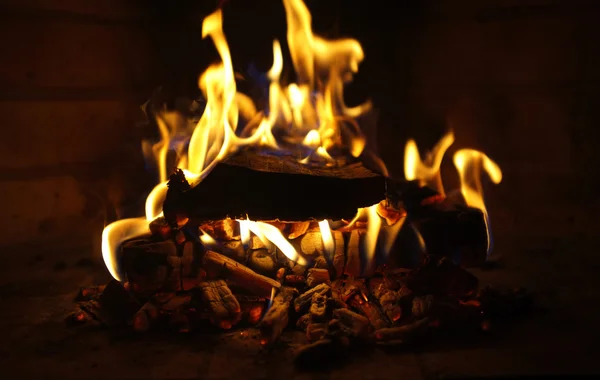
[1,0,600,378]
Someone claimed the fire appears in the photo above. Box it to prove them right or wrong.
[101,0,503,282]
[102,0,371,279]
[404,130,455,195]
[318,220,335,261]
[453,149,503,253]
[241,220,308,266]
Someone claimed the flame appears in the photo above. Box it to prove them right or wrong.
[362,204,382,271]
[101,218,149,282]
[241,220,307,266]
[318,220,335,260]
[453,149,503,254]
[404,130,455,195]
[101,0,380,280]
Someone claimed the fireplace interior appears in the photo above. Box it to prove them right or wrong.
[2,0,600,378]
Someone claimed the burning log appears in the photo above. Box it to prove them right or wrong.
[259,286,298,346]
[162,153,389,224]
[149,216,173,240]
[202,250,281,297]
[306,268,331,288]
[294,283,331,313]
[198,280,242,329]
[344,230,362,277]
[132,292,178,332]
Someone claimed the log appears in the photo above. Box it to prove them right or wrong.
[202,250,281,297]
[259,286,298,346]
[162,153,389,223]
[294,283,331,313]
[306,268,331,288]
[198,280,242,329]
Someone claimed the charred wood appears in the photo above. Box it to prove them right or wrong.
[198,280,242,329]
[202,250,281,297]
[259,286,298,346]
[163,158,388,223]
[294,283,331,313]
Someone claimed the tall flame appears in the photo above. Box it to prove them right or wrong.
[101,0,374,280]
[453,149,503,254]
[404,130,455,195]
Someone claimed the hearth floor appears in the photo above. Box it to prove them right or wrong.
[0,235,599,379]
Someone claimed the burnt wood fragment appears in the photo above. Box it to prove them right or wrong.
[259,286,298,346]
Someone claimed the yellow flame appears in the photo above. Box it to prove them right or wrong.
[101,0,378,280]
[101,218,149,282]
[453,149,503,253]
[404,130,455,195]
[362,204,382,271]
[318,220,334,260]
[241,220,307,266]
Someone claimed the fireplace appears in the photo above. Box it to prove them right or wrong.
[2,0,600,378]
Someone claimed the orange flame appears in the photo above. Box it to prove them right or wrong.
[404,130,455,195]
[453,149,503,253]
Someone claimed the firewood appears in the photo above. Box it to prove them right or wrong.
[344,230,361,277]
[288,221,310,239]
[370,279,402,323]
[374,317,430,343]
[331,230,345,279]
[312,255,329,270]
[411,205,488,267]
[246,249,278,276]
[121,238,179,295]
[200,218,238,240]
[332,308,370,338]
[306,268,331,288]
[348,294,389,330]
[198,280,242,329]
[338,278,366,303]
[202,250,281,297]
[149,216,172,240]
[284,274,306,287]
[294,283,331,313]
[162,155,389,224]
[259,286,298,346]
[309,293,327,321]
[306,322,328,342]
[376,201,406,226]
[298,231,324,257]
[131,292,175,332]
